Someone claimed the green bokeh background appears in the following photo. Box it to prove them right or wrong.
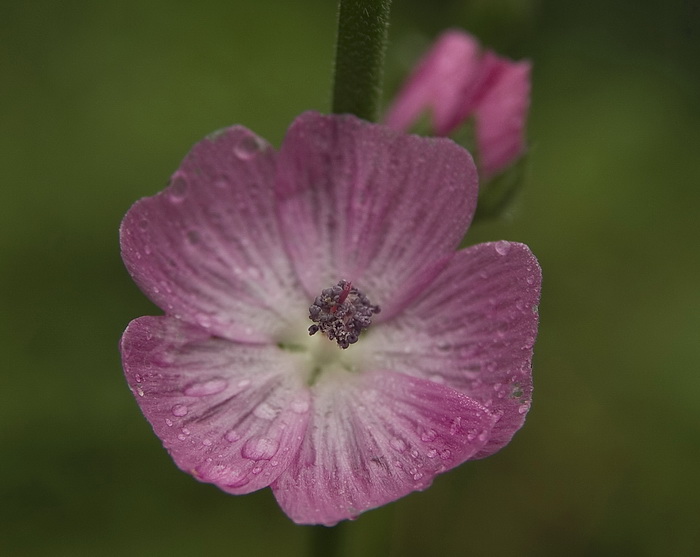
[2,1,698,555]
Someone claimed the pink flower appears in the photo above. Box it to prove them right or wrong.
[385,30,531,180]
[120,111,541,525]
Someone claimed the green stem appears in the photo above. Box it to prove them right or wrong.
[310,523,346,557]
[332,0,393,122]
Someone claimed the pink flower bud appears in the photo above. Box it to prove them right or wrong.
[385,30,531,180]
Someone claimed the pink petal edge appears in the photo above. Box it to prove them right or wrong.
[121,316,311,494]
[275,111,478,319]
[272,369,496,525]
[120,125,308,344]
[364,241,541,458]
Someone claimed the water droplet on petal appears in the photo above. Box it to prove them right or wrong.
[172,404,188,417]
[426,449,438,458]
[185,378,227,396]
[291,399,310,414]
[420,429,437,442]
[187,230,200,245]
[225,430,241,443]
[234,134,267,160]
[202,439,213,446]
[439,449,452,461]
[413,472,424,481]
[168,176,188,202]
[518,403,530,414]
[253,403,277,420]
[165,418,173,427]
[495,241,511,256]
[390,438,407,453]
[241,437,279,460]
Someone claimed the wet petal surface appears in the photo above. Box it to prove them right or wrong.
[363,242,541,458]
[272,368,495,525]
[121,126,307,343]
[275,112,478,319]
[121,316,311,493]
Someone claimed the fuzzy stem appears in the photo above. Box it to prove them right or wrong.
[332,0,392,121]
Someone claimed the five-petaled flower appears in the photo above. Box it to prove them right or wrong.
[120,111,541,526]
[385,29,531,181]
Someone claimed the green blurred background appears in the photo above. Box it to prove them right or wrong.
[2,0,699,555]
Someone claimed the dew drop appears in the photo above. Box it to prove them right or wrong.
[143,245,152,255]
[291,399,310,414]
[181,428,190,435]
[214,175,229,189]
[135,386,144,397]
[439,449,452,461]
[237,379,251,390]
[518,403,530,414]
[225,430,241,443]
[413,472,424,481]
[426,449,438,458]
[253,402,277,420]
[168,176,188,202]
[186,230,201,245]
[420,429,437,442]
[241,437,279,460]
[495,241,511,256]
[234,134,266,160]
[185,378,227,396]
[165,418,173,427]
[171,404,188,417]
[202,439,212,446]
[449,417,462,435]
[390,438,407,453]
[177,433,186,441]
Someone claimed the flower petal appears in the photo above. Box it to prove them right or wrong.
[384,30,483,135]
[121,316,311,494]
[363,242,541,459]
[474,57,531,179]
[275,112,478,318]
[272,369,495,525]
[120,126,308,343]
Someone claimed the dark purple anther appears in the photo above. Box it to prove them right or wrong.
[308,280,380,349]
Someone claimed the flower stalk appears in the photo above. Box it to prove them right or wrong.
[332,0,392,122]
